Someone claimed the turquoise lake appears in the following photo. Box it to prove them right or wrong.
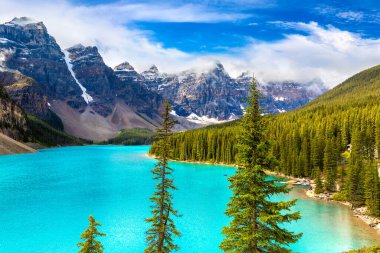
[0,145,379,252]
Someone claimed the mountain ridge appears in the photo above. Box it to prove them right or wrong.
[0,17,327,142]
[0,17,164,141]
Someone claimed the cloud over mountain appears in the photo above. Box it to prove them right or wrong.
[0,0,379,88]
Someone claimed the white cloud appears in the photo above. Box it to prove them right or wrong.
[336,11,364,22]
[90,2,250,23]
[0,1,379,89]
[315,5,380,24]
[0,0,247,72]
[219,21,380,87]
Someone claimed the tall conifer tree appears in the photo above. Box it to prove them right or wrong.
[220,80,302,253]
[313,168,324,194]
[346,124,366,206]
[77,215,106,253]
[323,137,337,191]
[145,101,180,253]
[364,161,380,216]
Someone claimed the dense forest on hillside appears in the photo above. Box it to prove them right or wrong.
[150,65,380,214]
[26,115,89,147]
[104,128,154,145]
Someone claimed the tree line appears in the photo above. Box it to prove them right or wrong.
[78,65,380,252]
[150,65,380,216]
[77,84,302,252]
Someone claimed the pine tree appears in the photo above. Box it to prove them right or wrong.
[364,161,380,216]
[220,80,302,253]
[346,124,366,206]
[313,168,324,194]
[77,215,106,253]
[145,101,181,253]
[323,137,337,192]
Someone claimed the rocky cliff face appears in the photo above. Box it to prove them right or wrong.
[0,71,49,118]
[131,62,326,122]
[259,81,326,114]
[0,17,82,102]
[170,63,247,120]
[0,85,27,140]
[66,45,163,117]
[113,61,143,83]
[0,18,165,141]
[0,17,327,140]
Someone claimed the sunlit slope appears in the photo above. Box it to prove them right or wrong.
[299,65,380,109]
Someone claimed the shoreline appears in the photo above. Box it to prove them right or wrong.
[146,153,380,234]
[304,184,380,232]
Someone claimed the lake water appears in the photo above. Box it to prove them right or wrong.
[0,145,379,252]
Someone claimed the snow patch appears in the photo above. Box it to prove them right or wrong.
[186,112,232,125]
[277,109,286,113]
[273,96,286,101]
[169,110,179,117]
[0,48,14,70]
[11,17,39,26]
[114,69,134,72]
[240,104,247,114]
[7,17,42,28]
[228,113,239,120]
[0,38,11,44]
[63,50,93,104]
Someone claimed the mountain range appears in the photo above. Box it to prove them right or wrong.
[0,17,326,142]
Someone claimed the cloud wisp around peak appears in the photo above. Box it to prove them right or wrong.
[0,0,379,89]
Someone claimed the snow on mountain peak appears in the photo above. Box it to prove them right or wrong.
[8,17,41,27]
[67,44,85,51]
[214,61,224,70]
[148,65,159,73]
[238,71,252,79]
[114,61,135,72]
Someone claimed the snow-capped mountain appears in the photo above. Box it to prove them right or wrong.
[0,17,327,140]
[0,17,164,141]
[116,61,326,122]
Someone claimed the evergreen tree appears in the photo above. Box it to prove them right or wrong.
[220,80,302,253]
[346,125,366,206]
[364,161,380,216]
[145,101,181,253]
[149,65,380,220]
[346,160,365,206]
[313,168,324,194]
[323,137,337,191]
[77,215,106,253]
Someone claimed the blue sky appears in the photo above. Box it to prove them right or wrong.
[0,0,379,87]
[72,0,380,53]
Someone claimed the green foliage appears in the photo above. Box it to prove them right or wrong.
[313,168,324,194]
[145,101,180,253]
[332,192,347,202]
[26,114,89,147]
[345,244,380,253]
[220,81,301,252]
[323,137,338,191]
[364,161,380,216]
[106,128,154,145]
[149,121,239,164]
[151,65,380,217]
[77,215,106,253]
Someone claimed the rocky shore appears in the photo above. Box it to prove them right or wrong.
[305,181,380,232]
[266,170,380,233]
[146,156,380,234]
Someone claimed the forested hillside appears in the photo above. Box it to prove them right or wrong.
[150,65,380,213]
